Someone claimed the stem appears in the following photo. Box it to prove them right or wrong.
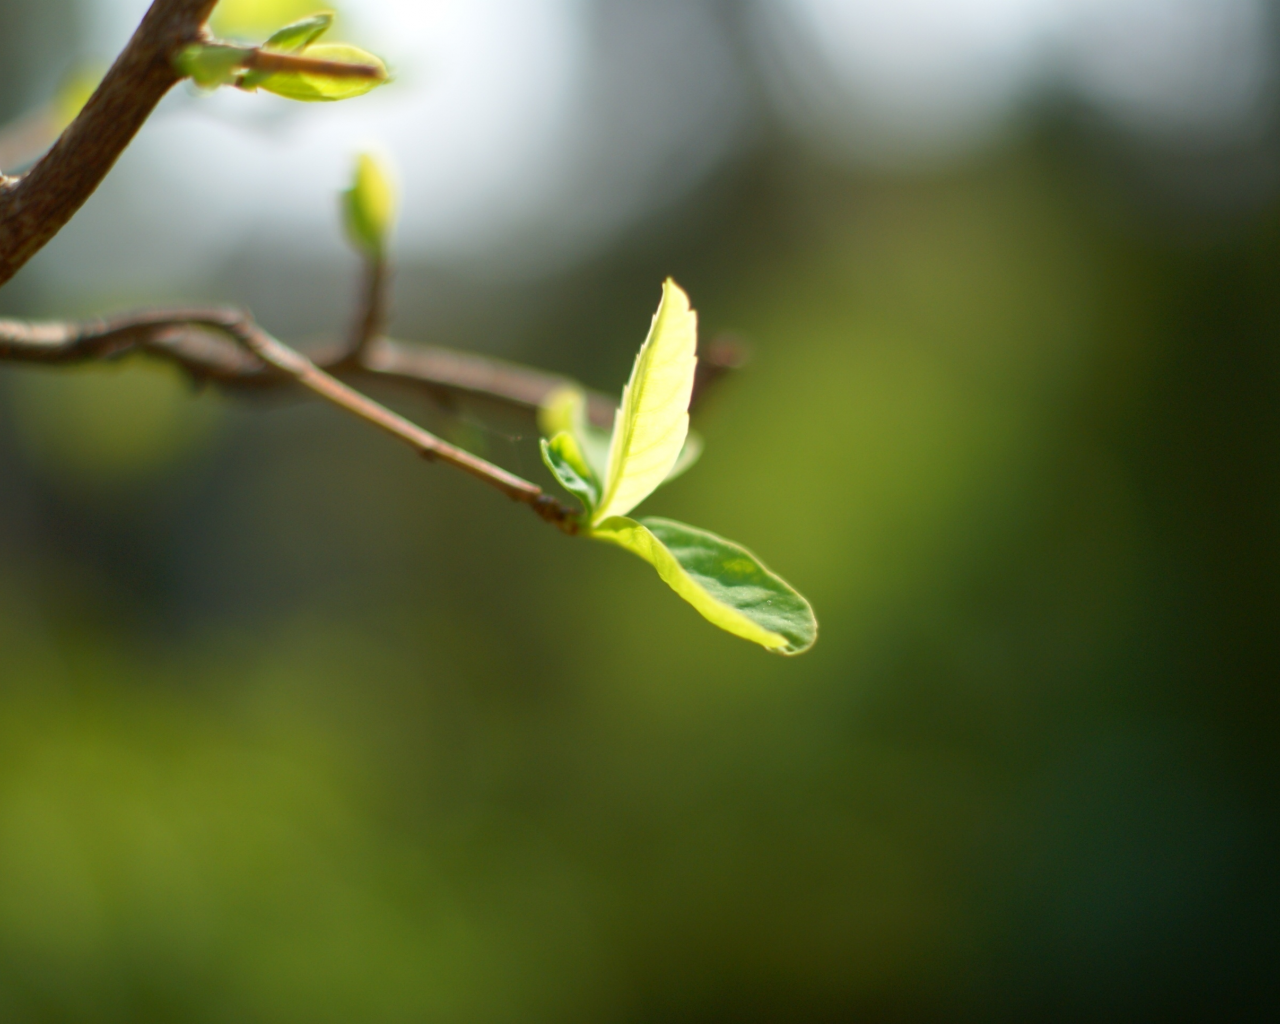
[243,324,573,519]
[346,254,388,361]
[241,50,384,80]
[0,309,580,530]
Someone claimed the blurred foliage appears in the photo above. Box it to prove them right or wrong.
[51,66,101,132]
[0,2,1278,1022]
[212,0,332,41]
[5,360,222,494]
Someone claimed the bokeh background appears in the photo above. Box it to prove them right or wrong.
[1,0,1279,1019]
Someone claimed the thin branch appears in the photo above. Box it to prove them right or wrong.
[240,324,576,528]
[0,309,579,529]
[346,254,388,362]
[0,306,601,409]
[0,0,219,287]
[359,336,614,426]
[240,51,385,80]
[0,306,745,428]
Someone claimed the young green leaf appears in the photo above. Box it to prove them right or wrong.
[592,279,698,526]
[175,43,254,89]
[539,432,599,517]
[539,382,702,489]
[255,43,388,102]
[342,152,397,256]
[535,281,817,653]
[538,385,610,482]
[263,11,334,51]
[238,12,336,90]
[590,516,817,655]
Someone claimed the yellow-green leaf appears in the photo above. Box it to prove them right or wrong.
[592,279,698,525]
[238,12,335,89]
[262,11,334,51]
[539,432,599,517]
[540,382,702,490]
[256,43,388,102]
[341,152,397,256]
[590,516,817,655]
[538,384,610,482]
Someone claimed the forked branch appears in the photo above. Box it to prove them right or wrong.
[0,0,742,530]
[0,309,579,528]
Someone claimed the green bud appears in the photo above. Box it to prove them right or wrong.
[342,152,397,257]
[174,43,253,90]
[239,11,336,90]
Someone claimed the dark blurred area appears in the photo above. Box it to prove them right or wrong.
[1,0,1279,1020]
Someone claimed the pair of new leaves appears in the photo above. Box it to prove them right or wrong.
[539,282,817,656]
[176,11,387,102]
[181,10,817,655]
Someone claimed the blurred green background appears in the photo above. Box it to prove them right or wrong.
[1,0,1278,1020]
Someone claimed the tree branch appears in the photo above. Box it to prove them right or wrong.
[0,309,579,528]
[0,0,219,287]
[0,305,745,428]
[0,0,744,535]
[238,320,578,529]
[345,253,389,363]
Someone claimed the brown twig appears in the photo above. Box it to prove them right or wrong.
[240,50,384,80]
[0,304,744,531]
[0,307,745,427]
[0,0,220,288]
[346,254,388,362]
[237,321,578,530]
[0,306,601,409]
[0,309,579,528]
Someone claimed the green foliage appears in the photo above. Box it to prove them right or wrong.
[175,12,387,102]
[595,280,698,524]
[538,385,612,481]
[592,517,817,655]
[254,42,388,102]
[342,153,397,257]
[237,12,334,90]
[540,432,600,514]
[539,383,701,488]
[262,11,335,51]
[539,281,817,654]
[211,0,327,38]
